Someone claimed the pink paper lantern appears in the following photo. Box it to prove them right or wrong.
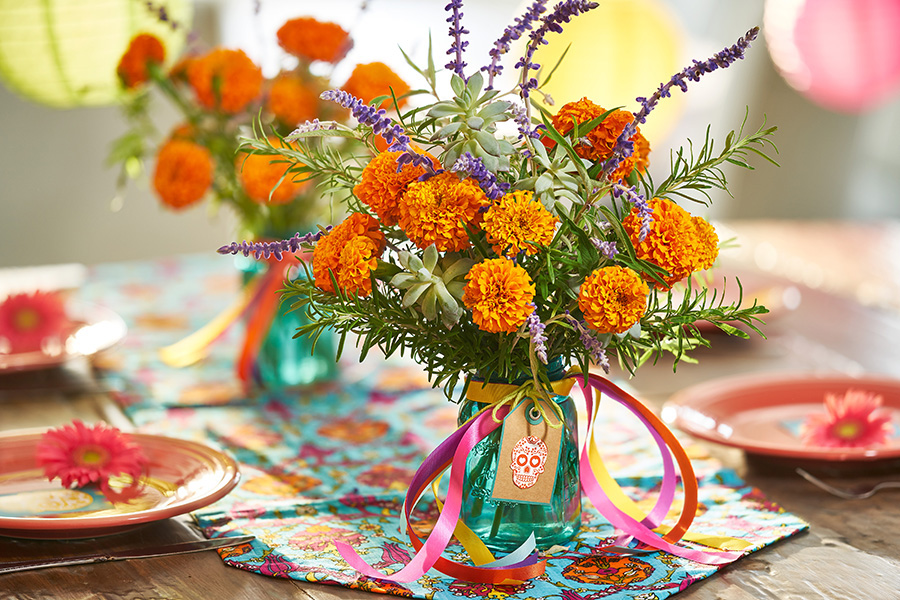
[764,0,900,113]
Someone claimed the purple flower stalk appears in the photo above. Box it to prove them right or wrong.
[611,183,653,241]
[601,27,760,180]
[450,152,510,200]
[515,1,599,99]
[482,0,547,90]
[445,0,469,80]
[525,304,549,364]
[217,228,332,260]
[591,238,618,259]
[510,103,542,140]
[320,89,434,173]
[565,312,609,373]
[286,119,337,140]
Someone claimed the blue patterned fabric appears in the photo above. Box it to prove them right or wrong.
[79,254,808,600]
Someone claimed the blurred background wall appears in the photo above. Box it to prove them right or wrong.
[1,0,898,269]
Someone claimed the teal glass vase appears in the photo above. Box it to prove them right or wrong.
[457,360,581,553]
[235,254,337,388]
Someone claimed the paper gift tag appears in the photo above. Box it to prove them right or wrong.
[491,398,563,505]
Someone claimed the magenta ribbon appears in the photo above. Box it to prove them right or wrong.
[336,372,744,583]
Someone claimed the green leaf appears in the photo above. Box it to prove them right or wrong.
[474,130,501,156]
[427,103,462,118]
[477,101,511,119]
[450,74,466,97]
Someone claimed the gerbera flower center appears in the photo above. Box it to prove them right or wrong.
[14,308,40,331]
[75,445,110,467]
[833,420,862,440]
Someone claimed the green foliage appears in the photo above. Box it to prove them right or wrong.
[253,28,776,399]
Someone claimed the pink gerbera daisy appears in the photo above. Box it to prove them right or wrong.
[0,291,68,353]
[801,389,894,449]
[36,421,148,494]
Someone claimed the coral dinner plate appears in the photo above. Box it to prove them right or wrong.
[0,302,127,372]
[0,431,240,539]
[661,372,900,462]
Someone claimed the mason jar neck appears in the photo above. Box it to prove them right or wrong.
[474,356,569,386]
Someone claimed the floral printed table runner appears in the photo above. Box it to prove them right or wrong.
[81,254,807,600]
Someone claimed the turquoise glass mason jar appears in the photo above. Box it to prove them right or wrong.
[457,358,581,553]
[235,254,337,388]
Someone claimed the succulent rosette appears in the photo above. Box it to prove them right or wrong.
[222,0,777,397]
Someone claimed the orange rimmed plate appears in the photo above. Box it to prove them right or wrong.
[0,431,240,539]
[661,372,900,462]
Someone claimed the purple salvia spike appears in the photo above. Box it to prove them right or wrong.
[217,228,333,260]
[445,0,469,80]
[525,303,549,364]
[601,27,760,180]
[450,152,510,200]
[515,1,599,100]
[611,183,653,241]
[482,0,548,90]
[564,312,609,373]
[320,90,435,174]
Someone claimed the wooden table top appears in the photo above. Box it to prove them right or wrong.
[2,220,899,599]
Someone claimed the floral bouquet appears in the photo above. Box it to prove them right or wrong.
[110,14,410,386]
[219,0,777,583]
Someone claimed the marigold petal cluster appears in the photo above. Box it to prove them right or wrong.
[0,291,68,353]
[353,151,435,226]
[343,62,411,109]
[578,266,649,334]
[546,98,650,180]
[187,48,262,113]
[463,258,536,333]
[153,138,213,210]
[623,197,718,290]
[481,189,558,256]
[801,389,894,448]
[36,420,148,494]
[277,17,352,64]
[238,137,308,205]
[117,33,165,89]
[398,172,489,252]
[313,213,386,297]
[267,75,319,126]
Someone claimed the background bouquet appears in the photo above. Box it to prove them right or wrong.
[110,13,409,241]
[110,13,411,386]
[224,0,776,399]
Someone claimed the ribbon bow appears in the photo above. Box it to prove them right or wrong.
[336,370,750,584]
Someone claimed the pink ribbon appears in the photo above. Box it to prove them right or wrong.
[336,372,743,584]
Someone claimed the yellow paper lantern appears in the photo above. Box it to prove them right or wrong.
[0,0,191,108]
[512,0,684,144]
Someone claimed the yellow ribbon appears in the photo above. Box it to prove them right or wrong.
[158,274,264,368]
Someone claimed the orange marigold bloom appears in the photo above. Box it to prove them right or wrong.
[343,62,410,109]
[117,33,165,89]
[153,139,213,210]
[463,259,536,334]
[578,266,649,334]
[691,215,719,272]
[187,48,262,113]
[398,172,489,252]
[622,198,719,290]
[267,75,319,126]
[545,97,650,181]
[481,190,558,256]
[277,17,352,63]
[238,137,308,205]
[353,151,436,226]
[313,213,386,296]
